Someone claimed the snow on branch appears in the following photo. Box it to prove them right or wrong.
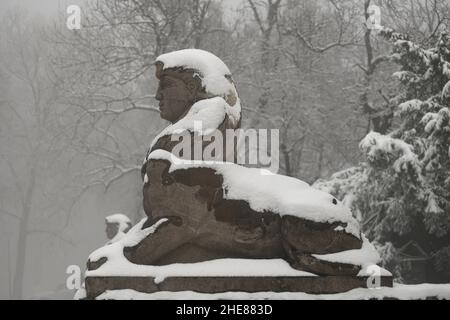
[360,132,420,174]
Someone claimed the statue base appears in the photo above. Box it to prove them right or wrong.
[84,220,393,300]
[85,275,393,299]
[84,258,393,299]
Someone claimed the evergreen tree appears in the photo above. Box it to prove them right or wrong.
[315,29,450,283]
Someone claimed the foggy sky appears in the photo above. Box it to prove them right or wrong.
[0,0,244,19]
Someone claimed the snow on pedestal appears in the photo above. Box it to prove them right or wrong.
[96,283,450,300]
[87,218,315,284]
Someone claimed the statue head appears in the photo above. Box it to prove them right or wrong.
[154,49,240,125]
[154,62,207,123]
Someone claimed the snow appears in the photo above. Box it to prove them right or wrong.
[443,62,450,78]
[157,49,233,99]
[313,166,366,214]
[88,218,316,284]
[105,213,131,232]
[422,108,450,134]
[148,97,229,151]
[360,131,419,173]
[425,194,444,215]
[397,99,422,116]
[360,132,414,160]
[96,283,450,300]
[155,49,241,126]
[422,112,438,133]
[442,80,450,99]
[89,258,317,285]
[89,218,167,270]
[148,149,361,237]
[107,232,127,245]
[393,71,417,83]
[358,264,392,277]
[105,213,132,245]
[73,287,86,300]
[313,235,381,268]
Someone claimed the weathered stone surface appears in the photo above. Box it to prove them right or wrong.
[125,159,364,276]
[85,276,159,300]
[85,275,394,300]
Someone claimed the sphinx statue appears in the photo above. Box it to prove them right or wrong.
[84,50,389,299]
[105,213,132,245]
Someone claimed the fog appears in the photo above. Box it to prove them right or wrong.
[0,0,449,299]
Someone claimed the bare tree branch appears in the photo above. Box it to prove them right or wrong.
[87,103,159,115]
[28,229,75,246]
[0,209,21,221]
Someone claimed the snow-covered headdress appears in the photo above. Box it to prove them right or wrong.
[154,49,241,126]
[105,213,132,232]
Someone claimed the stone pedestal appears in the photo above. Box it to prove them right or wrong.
[85,275,393,300]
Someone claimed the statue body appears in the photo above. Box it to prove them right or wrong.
[126,155,365,276]
[88,49,381,278]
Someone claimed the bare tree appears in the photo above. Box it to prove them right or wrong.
[47,0,231,224]
[239,0,364,179]
[0,13,76,299]
[381,0,450,44]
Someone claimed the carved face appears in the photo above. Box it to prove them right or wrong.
[155,73,199,123]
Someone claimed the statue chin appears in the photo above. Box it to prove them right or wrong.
[159,104,185,123]
[159,110,169,122]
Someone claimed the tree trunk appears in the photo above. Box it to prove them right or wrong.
[12,215,28,299]
[12,165,36,299]
[281,143,292,177]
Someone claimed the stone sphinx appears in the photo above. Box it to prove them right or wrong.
[105,213,132,245]
[84,49,390,298]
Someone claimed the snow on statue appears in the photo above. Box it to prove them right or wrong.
[105,213,132,245]
[84,49,386,295]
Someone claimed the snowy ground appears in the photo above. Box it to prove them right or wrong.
[96,283,450,300]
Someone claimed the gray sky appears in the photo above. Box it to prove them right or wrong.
[0,0,80,17]
[0,0,245,19]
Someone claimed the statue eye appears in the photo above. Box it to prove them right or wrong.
[332,198,338,205]
[163,79,175,88]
